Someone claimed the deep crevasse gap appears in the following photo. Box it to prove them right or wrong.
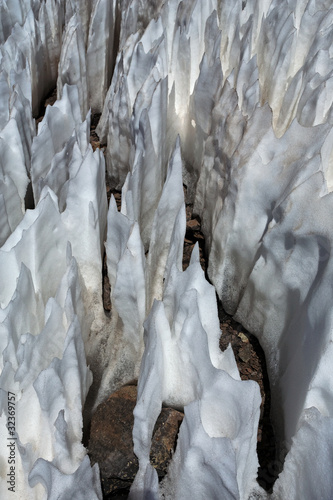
[0,1,333,499]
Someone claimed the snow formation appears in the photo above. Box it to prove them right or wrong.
[0,0,333,499]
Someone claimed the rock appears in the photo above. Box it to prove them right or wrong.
[238,332,249,343]
[238,344,252,363]
[151,407,184,478]
[88,385,183,496]
[88,385,138,495]
[187,218,201,231]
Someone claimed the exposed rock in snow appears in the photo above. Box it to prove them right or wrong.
[89,384,184,495]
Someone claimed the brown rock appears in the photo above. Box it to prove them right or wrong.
[150,408,184,478]
[88,385,139,495]
[88,385,183,496]
[187,218,201,231]
[238,344,252,363]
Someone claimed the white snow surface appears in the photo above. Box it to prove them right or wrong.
[0,0,333,499]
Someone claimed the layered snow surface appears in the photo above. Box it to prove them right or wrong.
[1,0,333,498]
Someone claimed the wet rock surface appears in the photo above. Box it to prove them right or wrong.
[88,385,183,498]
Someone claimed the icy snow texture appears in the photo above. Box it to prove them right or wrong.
[130,251,259,499]
[0,238,102,499]
[1,0,333,499]
[0,2,107,495]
